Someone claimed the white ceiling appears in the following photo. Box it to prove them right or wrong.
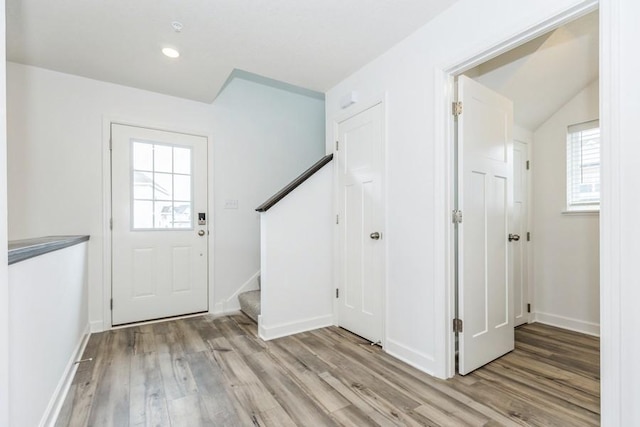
[6,0,459,103]
[465,11,599,131]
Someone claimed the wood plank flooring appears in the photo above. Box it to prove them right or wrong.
[55,315,600,426]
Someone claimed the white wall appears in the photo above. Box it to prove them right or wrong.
[0,1,9,425]
[6,63,325,330]
[532,79,599,335]
[325,0,597,378]
[211,78,325,312]
[9,242,88,427]
[259,163,333,340]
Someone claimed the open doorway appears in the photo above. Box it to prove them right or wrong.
[453,10,600,374]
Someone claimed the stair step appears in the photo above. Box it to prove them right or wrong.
[238,290,261,323]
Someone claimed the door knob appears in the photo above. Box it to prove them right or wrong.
[370,232,381,240]
[198,230,206,236]
[508,233,520,242]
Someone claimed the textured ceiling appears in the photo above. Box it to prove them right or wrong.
[465,11,599,131]
[7,0,459,103]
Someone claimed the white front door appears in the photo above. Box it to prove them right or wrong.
[457,75,514,375]
[111,124,209,326]
[336,103,384,344]
[513,140,529,327]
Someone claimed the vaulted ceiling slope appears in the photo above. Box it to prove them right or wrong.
[7,0,459,103]
[465,11,599,131]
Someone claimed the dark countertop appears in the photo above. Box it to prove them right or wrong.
[8,235,90,265]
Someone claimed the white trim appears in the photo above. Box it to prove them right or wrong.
[512,135,533,327]
[101,116,214,331]
[258,314,333,341]
[599,0,621,425]
[101,117,112,332]
[212,270,261,315]
[380,96,389,350]
[443,1,599,75]
[513,130,534,326]
[89,320,104,334]
[561,209,600,215]
[331,95,386,126]
[433,69,456,379]
[41,325,90,427]
[525,134,535,327]
[533,312,600,337]
[385,338,437,377]
[331,96,388,348]
[439,1,600,378]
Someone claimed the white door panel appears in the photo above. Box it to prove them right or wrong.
[111,124,208,325]
[337,104,384,343]
[458,75,514,375]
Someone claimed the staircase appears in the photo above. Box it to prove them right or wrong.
[238,289,261,323]
[246,153,334,337]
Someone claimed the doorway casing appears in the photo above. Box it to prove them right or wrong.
[332,97,388,348]
[438,0,599,377]
[100,116,215,332]
[435,0,625,423]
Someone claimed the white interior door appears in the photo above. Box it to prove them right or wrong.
[111,124,209,326]
[336,103,384,344]
[457,75,514,375]
[513,140,529,327]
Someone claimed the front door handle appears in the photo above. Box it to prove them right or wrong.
[198,230,206,237]
[370,232,381,240]
[508,233,520,242]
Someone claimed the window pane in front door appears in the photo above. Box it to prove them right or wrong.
[131,141,193,230]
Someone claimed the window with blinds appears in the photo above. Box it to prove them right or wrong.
[566,119,600,210]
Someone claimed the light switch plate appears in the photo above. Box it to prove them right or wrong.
[224,199,239,209]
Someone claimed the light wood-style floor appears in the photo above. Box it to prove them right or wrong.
[56,314,600,426]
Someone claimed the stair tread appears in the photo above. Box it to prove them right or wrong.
[238,290,261,323]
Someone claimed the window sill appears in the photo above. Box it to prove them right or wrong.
[562,209,600,215]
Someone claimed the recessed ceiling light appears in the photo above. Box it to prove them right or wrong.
[162,47,180,58]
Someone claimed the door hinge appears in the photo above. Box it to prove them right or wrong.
[527,231,531,242]
[453,318,463,333]
[335,140,339,151]
[109,218,113,230]
[452,101,463,117]
[452,209,463,224]
[336,288,339,298]
[109,138,112,151]
[336,214,339,225]
[527,303,531,313]
[526,160,530,170]
[110,298,113,310]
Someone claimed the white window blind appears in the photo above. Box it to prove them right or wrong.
[566,119,600,210]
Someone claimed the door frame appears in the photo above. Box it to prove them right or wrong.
[101,117,214,331]
[331,97,388,347]
[436,1,600,377]
[512,131,534,326]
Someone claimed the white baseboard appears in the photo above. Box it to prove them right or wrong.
[211,304,242,317]
[259,314,333,341]
[41,324,91,427]
[90,320,104,333]
[533,311,600,337]
[211,302,225,315]
[385,338,437,377]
